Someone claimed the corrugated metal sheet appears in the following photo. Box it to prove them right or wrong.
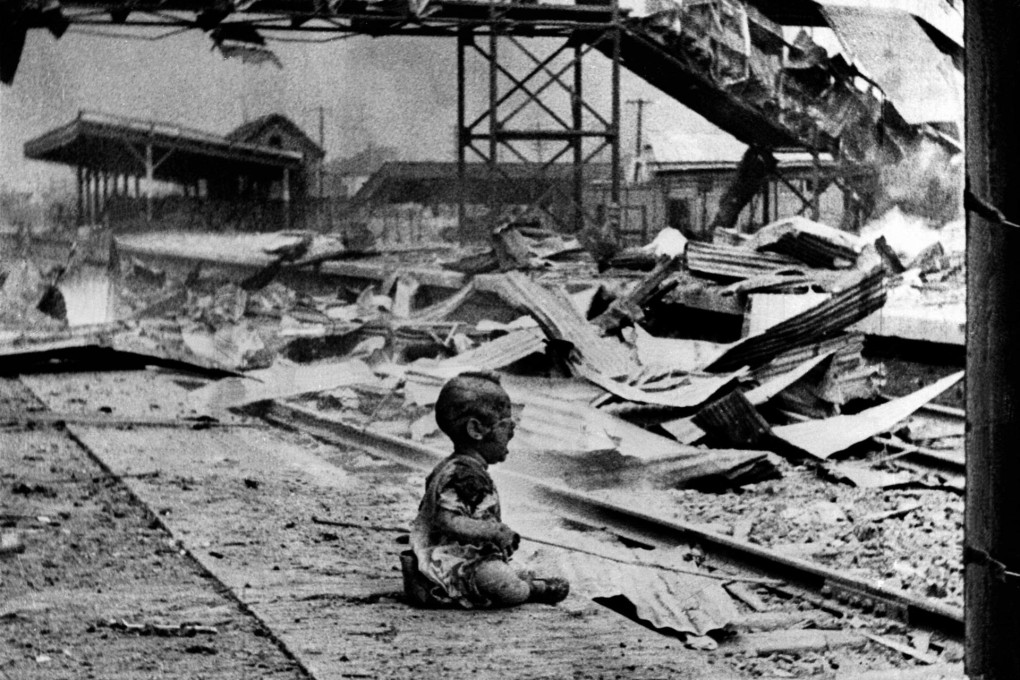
[0,321,129,356]
[750,333,885,406]
[660,416,707,445]
[400,330,548,405]
[189,358,377,411]
[821,6,962,125]
[704,267,886,373]
[514,530,738,637]
[476,272,639,379]
[750,334,864,383]
[692,390,774,448]
[512,391,698,462]
[411,279,526,325]
[500,375,603,405]
[686,242,807,280]
[747,216,862,269]
[743,350,835,406]
[632,325,732,373]
[772,371,964,459]
[744,291,832,337]
[443,328,547,370]
[575,361,739,411]
[511,390,774,491]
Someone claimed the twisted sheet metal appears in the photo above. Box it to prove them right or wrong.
[685,242,808,280]
[515,534,739,637]
[704,267,886,373]
[476,272,639,379]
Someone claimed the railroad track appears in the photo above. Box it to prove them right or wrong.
[9,363,966,677]
[265,400,965,647]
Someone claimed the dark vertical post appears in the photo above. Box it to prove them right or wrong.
[76,165,84,226]
[626,98,651,156]
[966,2,1020,678]
[488,29,499,231]
[145,143,154,223]
[318,105,326,199]
[572,43,584,233]
[810,145,821,221]
[89,168,98,223]
[457,28,468,243]
[609,0,621,209]
[101,171,108,216]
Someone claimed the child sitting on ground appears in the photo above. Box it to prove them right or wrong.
[404,371,569,608]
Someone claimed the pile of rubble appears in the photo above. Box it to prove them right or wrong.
[0,218,969,657]
[1,216,965,496]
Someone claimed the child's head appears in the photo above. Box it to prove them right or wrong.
[435,371,515,463]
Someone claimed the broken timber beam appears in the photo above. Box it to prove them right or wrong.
[592,255,681,334]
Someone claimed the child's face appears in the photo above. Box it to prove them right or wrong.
[472,395,515,466]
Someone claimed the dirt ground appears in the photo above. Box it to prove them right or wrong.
[3,369,739,680]
[0,377,309,679]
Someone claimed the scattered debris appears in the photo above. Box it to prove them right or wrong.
[862,632,939,665]
[772,372,964,459]
[97,618,219,637]
[189,358,377,412]
[0,531,26,556]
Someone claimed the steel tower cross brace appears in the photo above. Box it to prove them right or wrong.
[455,7,621,242]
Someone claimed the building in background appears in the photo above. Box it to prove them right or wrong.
[225,113,325,200]
[589,132,844,245]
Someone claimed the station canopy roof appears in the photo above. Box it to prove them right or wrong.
[24,110,304,184]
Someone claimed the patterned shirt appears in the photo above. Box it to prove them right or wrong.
[410,451,505,608]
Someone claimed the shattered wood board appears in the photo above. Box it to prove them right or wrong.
[189,359,377,411]
[772,371,964,459]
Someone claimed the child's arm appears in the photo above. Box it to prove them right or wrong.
[435,509,519,553]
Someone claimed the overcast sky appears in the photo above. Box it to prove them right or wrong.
[0,25,722,193]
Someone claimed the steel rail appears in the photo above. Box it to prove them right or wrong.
[265,400,964,638]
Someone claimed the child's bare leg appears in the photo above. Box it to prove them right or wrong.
[473,560,570,607]
[473,559,531,607]
[473,558,530,607]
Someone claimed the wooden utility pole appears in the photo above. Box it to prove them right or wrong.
[626,98,652,156]
[318,105,326,199]
[966,2,1020,678]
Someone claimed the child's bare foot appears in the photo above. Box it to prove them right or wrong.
[527,577,570,604]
